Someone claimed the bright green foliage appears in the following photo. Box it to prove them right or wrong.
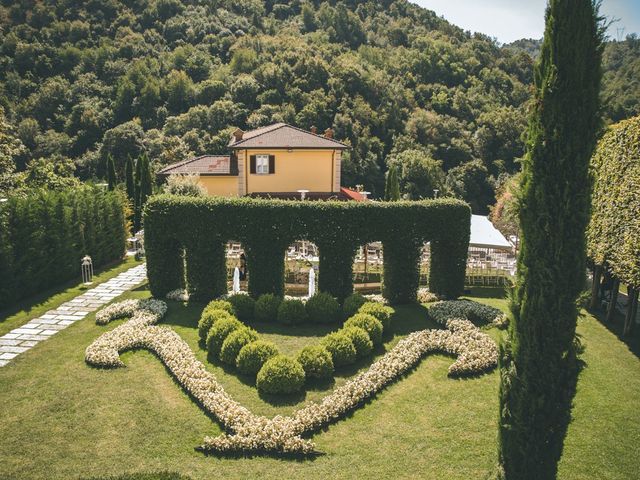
[341,326,373,358]
[236,340,279,376]
[0,106,25,195]
[197,309,233,345]
[203,300,234,316]
[587,116,640,289]
[306,292,340,324]
[205,317,242,357]
[256,355,306,395]
[144,196,470,304]
[387,150,446,200]
[254,294,282,322]
[344,313,383,346]
[384,165,400,201]
[219,327,258,365]
[296,345,334,379]
[358,302,394,331]
[277,298,308,325]
[498,2,603,478]
[226,294,255,323]
[0,186,126,310]
[320,332,357,367]
[342,293,366,319]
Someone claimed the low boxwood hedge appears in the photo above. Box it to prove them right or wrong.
[198,308,234,344]
[306,292,340,324]
[206,317,243,356]
[344,313,383,346]
[358,302,394,331]
[277,298,308,325]
[320,332,357,367]
[256,355,306,395]
[297,345,334,379]
[236,340,280,376]
[227,294,255,323]
[342,293,367,319]
[254,294,281,322]
[219,327,259,365]
[341,326,374,357]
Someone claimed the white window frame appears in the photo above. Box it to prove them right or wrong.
[256,154,269,175]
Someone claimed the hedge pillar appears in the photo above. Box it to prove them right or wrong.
[382,237,422,304]
[606,278,620,323]
[317,242,358,301]
[244,241,288,297]
[429,234,469,299]
[185,239,226,301]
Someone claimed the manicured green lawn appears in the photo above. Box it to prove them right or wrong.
[0,285,638,480]
[0,256,142,337]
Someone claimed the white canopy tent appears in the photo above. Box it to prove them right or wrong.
[470,215,512,251]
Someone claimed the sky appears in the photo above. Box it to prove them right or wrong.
[413,0,640,44]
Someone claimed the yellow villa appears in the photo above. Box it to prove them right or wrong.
[158,123,366,201]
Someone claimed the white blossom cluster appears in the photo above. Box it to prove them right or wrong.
[166,289,190,302]
[86,297,498,455]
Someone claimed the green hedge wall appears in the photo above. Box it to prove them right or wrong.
[587,116,640,289]
[0,186,127,310]
[144,196,470,303]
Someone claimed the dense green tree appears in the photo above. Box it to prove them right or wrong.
[106,154,117,190]
[387,149,446,200]
[383,165,400,201]
[498,2,603,479]
[100,121,145,177]
[445,159,494,214]
[0,107,26,195]
[125,156,135,202]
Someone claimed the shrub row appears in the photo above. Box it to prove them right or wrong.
[144,195,470,303]
[196,298,395,395]
[426,300,504,326]
[0,186,126,310]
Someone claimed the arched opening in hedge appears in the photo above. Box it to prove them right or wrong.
[226,240,247,292]
[284,240,319,296]
[353,242,383,293]
[419,242,431,287]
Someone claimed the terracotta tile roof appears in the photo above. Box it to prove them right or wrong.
[158,155,237,176]
[229,123,350,150]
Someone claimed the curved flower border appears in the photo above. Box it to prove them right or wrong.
[86,298,498,455]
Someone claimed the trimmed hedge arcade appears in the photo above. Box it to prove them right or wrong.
[145,196,470,304]
[0,186,126,310]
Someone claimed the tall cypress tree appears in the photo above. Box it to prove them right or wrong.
[107,154,117,191]
[134,153,153,230]
[498,1,603,479]
[384,165,400,201]
[125,155,135,202]
[133,154,143,231]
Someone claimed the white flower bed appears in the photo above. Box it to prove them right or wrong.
[166,289,190,302]
[86,298,498,455]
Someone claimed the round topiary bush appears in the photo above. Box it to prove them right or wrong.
[203,299,234,316]
[306,292,340,324]
[320,332,357,367]
[256,355,306,395]
[219,327,259,365]
[254,294,282,322]
[277,298,308,325]
[206,316,243,356]
[297,345,334,379]
[358,302,394,331]
[344,313,383,346]
[342,293,366,319]
[342,326,373,357]
[227,293,255,323]
[236,340,280,375]
[198,308,234,344]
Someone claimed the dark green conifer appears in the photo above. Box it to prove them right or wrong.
[498,1,603,478]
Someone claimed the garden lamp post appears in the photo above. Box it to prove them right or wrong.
[81,255,93,285]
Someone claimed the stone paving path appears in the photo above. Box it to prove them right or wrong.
[0,263,147,367]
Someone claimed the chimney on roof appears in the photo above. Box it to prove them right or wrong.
[324,128,334,139]
[232,128,244,142]
[310,126,318,134]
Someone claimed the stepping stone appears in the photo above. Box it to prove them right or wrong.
[0,345,29,354]
[12,328,42,335]
[2,333,20,339]
[0,339,22,346]
[0,360,8,367]
[39,330,58,336]
[0,352,18,360]
[17,334,49,341]
[20,340,39,347]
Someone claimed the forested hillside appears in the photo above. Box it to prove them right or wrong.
[0,0,536,210]
[506,34,640,124]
